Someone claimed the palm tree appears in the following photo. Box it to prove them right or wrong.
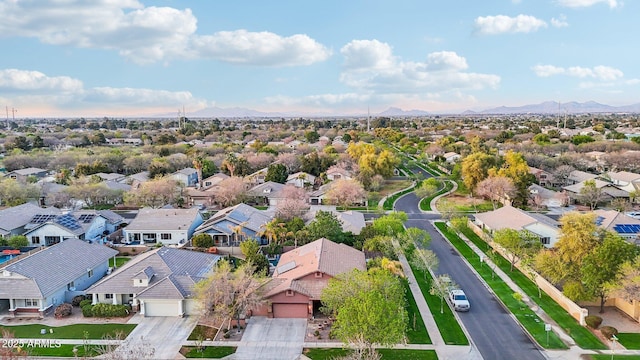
[258,220,286,245]
[228,222,247,255]
[192,155,204,189]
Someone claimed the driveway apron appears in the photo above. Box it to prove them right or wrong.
[122,316,197,359]
[233,316,307,360]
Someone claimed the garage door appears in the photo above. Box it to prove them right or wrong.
[272,303,308,318]
[144,300,178,317]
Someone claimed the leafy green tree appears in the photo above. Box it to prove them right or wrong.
[32,135,45,148]
[489,150,534,207]
[371,212,407,237]
[571,134,595,145]
[305,130,320,143]
[305,211,346,243]
[492,229,542,271]
[460,152,496,194]
[581,235,639,313]
[240,239,270,276]
[430,274,455,314]
[608,255,640,303]
[0,178,40,206]
[264,164,288,184]
[191,233,214,248]
[7,235,28,249]
[321,269,407,353]
[410,248,439,280]
[414,178,440,199]
[579,179,604,210]
[6,136,30,151]
[532,133,550,145]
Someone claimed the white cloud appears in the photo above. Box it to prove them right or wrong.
[556,0,619,8]
[551,15,569,27]
[474,14,547,35]
[190,30,331,66]
[338,40,500,94]
[0,69,83,93]
[0,1,330,66]
[532,64,624,81]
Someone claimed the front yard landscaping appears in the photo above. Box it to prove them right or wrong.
[21,344,98,358]
[0,323,136,339]
[304,348,438,360]
[617,333,640,350]
[402,279,431,344]
[180,346,237,358]
[111,256,131,268]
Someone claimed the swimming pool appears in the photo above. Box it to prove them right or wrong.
[0,254,16,265]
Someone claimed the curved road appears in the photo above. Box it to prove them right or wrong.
[395,169,545,360]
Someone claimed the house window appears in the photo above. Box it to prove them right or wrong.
[285,290,294,297]
[129,294,134,298]
[67,281,75,290]
[45,236,61,246]
[540,237,551,245]
[315,272,322,278]
[105,294,113,299]
[161,233,172,240]
[88,269,94,277]
[31,236,40,244]
[25,299,38,307]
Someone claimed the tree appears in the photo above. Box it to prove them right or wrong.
[475,176,516,209]
[305,130,320,143]
[195,261,267,330]
[609,255,640,303]
[410,248,439,280]
[192,156,204,189]
[321,269,407,353]
[7,235,28,249]
[192,234,214,248]
[264,163,288,184]
[449,216,468,236]
[305,211,346,243]
[259,219,287,245]
[32,135,45,148]
[460,152,496,194]
[370,212,407,237]
[399,227,430,250]
[581,235,639,313]
[0,178,40,206]
[240,239,270,276]
[325,179,367,208]
[492,229,542,271]
[489,151,534,207]
[579,179,604,210]
[430,274,455,314]
[414,178,440,199]
[275,185,308,221]
[124,177,182,208]
[213,176,246,207]
[553,165,575,187]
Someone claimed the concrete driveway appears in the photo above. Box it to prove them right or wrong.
[121,315,198,359]
[232,316,307,360]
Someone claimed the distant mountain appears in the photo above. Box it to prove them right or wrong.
[478,101,640,114]
[377,107,430,116]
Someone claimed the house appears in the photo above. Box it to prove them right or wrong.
[529,167,558,188]
[308,184,331,205]
[0,203,61,238]
[306,208,366,235]
[94,172,126,182]
[194,203,273,246]
[443,152,461,163]
[0,239,118,317]
[593,209,640,245]
[4,167,48,183]
[201,173,230,190]
[171,168,198,187]
[474,206,560,247]
[246,167,269,185]
[326,166,352,181]
[528,184,570,208]
[126,171,150,187]
[286,172,316,188]
[123,208,203,246]
[567,170,598,185]
[22,210,125,246]
[255,238,366,318]
[604,171,640,193]
[563,179,629,202]
[106,138,143,146]
[86,247,221,317]
[246,181,286,207]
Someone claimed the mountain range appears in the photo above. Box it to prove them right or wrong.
[156,101,640,118]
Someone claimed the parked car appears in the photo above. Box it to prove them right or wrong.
[625,212,640,220]
[448,288,470,312]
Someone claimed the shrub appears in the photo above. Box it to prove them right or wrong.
[90,303,131,318]
[600,326,618,340]
[79,299,93,308]
[82,304,93,317]
[72,295,90,307]
[54,303,73,319]
[585,315,603,329]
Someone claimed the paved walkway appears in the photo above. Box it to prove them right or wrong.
[230,317,307,360]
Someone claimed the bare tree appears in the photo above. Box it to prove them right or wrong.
[275,184,309,220]
[325,179,367,208]
[553,165,575,187]
[475,176,516,210]
[213,176,246,207]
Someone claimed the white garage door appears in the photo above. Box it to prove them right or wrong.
[144,300,179,317]
[272,303,308,318]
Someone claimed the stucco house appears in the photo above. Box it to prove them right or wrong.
[286,172,316,188]
[194,203,273,246]
[255,238,366,318]
[21,210,124,246]
[0,239,118,317]
[604,171,640,194]
[4,167,48,183]
[474,206,560,248]
[593,209,640,245]
[123,208,203,246]
[326,166,352,181]
[172,168,198,187]
[246,181,286,207]
[86,247,221,317]
[0,203,61,238]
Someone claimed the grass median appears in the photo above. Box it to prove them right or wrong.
[419,180,453,211]
[0,323,136,339]
[304,348,438,360]
[402,279,432,344]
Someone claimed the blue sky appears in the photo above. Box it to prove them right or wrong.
[0,0,636,117]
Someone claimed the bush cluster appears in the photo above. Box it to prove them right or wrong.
[87,303,131,318]
[72,295,91,307]
[600,326,618,340]
[82,304,93,317]
[585,315,603,329]
[54,303,73,319]
[79,299,92,308]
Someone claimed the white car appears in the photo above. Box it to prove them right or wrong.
[449,289,470,312]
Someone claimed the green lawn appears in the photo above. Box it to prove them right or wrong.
[20,344,98,358]
[408,260,469,345]
[617,333,640,350]
[304,348,438,360]
[589,356,640,360]
[0,323,136,339]
[435,222,568,350]
[188,324,219,341]
[459,226,607,350]
[182,346,237,358]
[452,201,494,213]
[419,180,453,211]
[111,256,131,268]
[402,279,431,344]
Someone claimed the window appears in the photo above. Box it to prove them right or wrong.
[105,294,113,299]
[285,290,294,297]
[315,272,322,278]
[161,233,172,240]
[67,281,75,290]
[129,294,134,298]
[31,236,40,244]
[25,299,38,307]
[540,237,551,245]
[88,269,94,277]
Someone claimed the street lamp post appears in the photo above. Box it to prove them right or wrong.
[611,334,618,360]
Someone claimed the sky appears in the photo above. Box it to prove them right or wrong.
[0,0,637,118]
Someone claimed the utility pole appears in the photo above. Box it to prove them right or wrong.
[367,106,371,132]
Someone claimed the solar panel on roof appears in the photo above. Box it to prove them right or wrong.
[595,216,605,226]
[55,214,81,230]
[613,224,640,234]
[30,214,57,223]
[78,214,96,223]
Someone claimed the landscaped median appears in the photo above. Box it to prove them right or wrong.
[434,222,568,350]
[458,226,607,350]
[418,180,453,211]
[402,279,432,345]
[383,181,419,210]
[303,348,438,360]
[0,323,136,339]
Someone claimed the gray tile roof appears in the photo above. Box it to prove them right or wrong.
[195,203,273,235]
[0,203,61,235]
[125,208,201,231]
[1,239,118,298]
[87,247,221,300]
[9,167,47,176]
